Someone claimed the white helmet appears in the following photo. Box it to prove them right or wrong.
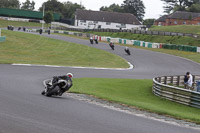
[66,73,73,78]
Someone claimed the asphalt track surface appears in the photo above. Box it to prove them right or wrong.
[1,32,200,133]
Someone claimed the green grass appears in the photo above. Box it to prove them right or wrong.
[0,19,47,28]
[0,30,129,68]
[88,32,200,46]
[71,78,200,123]
[150,25,200,35]
[54,31,200,64]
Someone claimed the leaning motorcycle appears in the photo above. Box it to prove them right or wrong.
[90,38,93,44]
[109,43,115,50]
[125,48,131,55]
[41,78,68,97]
[94,39,98,44]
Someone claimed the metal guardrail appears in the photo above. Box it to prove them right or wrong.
[52,27,200,38]
[153,75,200,108]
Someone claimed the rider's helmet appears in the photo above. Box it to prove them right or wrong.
[66,73,73,78]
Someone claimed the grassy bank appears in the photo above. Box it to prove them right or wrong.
[54,31,200,64]
[150,25,200,35]
[0,19,46,28]
[71,78,200,124]
[0,30,129,68]
[88,32,200,46]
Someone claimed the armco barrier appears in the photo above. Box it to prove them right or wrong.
[0,36,6,42]
[153,75,200,108]
[30,29,200,53]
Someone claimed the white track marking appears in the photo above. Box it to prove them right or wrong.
[12,62,134,70]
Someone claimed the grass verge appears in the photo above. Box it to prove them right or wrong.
[0,30,129,68]
[88,32,200,46]
[71,78,200,124]
[0,19,48,28]
[53,31,200,64]
[150,25,200,35]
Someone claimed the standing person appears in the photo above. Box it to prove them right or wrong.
[184,72,193,89]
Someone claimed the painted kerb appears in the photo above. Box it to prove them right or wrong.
[153,75,200,108]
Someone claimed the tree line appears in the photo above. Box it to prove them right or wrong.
[0,0,199,25]
[0,0,85,20]
[162,0,200,14]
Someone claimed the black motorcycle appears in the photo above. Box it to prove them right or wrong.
[39,29,43,34]
[90,38,93,44]
[18,27,21,31]
[94,39,98,44]
[125,48,131,55]
[41,78,68,97]
[109,42,115,50]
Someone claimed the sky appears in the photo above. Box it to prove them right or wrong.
[19,0,165,19]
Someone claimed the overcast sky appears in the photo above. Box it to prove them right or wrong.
[19,0,165,19]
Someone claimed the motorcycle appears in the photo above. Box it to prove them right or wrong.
[90,38,93,44]
[18,27,21,31]
[109,42,115,50]
[94,39,98,44]
[125,48,131,55]
[41,78,68,97]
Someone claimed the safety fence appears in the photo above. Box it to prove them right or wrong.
[153,75,200,108]
[52,27,200,39]
[0,36,6,42]
[29,29,200,53]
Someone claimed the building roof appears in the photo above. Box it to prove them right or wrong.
[75,9,141,25]
[167,11,200,20]
[155,11,200,22]
[155,15,169,22]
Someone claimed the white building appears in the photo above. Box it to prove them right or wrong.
[75,9,142,30]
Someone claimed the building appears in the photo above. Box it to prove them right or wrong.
[154,11,200,26]
[75,9,142,30]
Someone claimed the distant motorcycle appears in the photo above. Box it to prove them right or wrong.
[90,38,93,44]
[18,27,21,31]
[124,47,131,55]
[39,29,42,34]
[94,39,98,44]
[109,42,115,50]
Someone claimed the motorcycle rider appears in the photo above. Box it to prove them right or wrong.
[42,73,73,96]
[94,35,98,44]
[90,36,93,44]
[109,41,113,46]
[124,46,130,55]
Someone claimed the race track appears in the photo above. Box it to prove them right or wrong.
[0,33,200,133]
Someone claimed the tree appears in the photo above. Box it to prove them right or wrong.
[39,0,64,14]
[100,4,123,13]
[62,1,85,19]
[143,19,155,28]
[122,0,145,22]
[21,0,35,10]
[44,11,54,27]
[187,4,200,12]
[161,0,200,13]
[0,0,20,9]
